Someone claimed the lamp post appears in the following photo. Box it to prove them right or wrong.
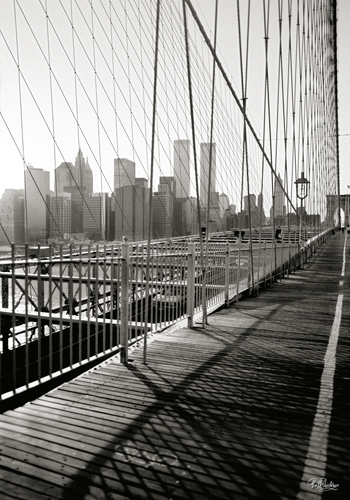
[294,171,310,244]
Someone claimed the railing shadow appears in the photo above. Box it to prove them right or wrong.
[58,299,326,500]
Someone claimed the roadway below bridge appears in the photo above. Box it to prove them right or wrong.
[0,231,349,499]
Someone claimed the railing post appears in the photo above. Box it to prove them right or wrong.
[1,265,9,309]
[247,246,252,293]
[0,261,10,352]
[120,237,129,364]
[187,240,195,327]
[37,244,45,313]
[225,241,230,307]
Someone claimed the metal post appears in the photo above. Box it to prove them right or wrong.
[247,246,252,293]
[187,241,195,327]
[1,265,9,309]
[120,237,129,364]
[225,241,230,307]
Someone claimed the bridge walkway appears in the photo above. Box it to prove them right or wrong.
[0,232,349,500]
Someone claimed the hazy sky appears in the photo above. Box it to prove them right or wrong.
[336,0,350,192]
[0,0,347,204]
[194,0,350,193]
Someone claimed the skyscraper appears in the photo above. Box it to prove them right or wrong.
[55,150,93,196]
[219,193,230,218]
[0,189,25,244]
[114,158,135,190]
[271,174,286,224]
[257,192,266,225]
[244,194,257,213]
[54,150,94,234]
[173,139,190,199]
[55,162,75,193]
[83,193,109,241]
[200,142,216,208]
[49,192,71,239]
[153,177,175,239]
[24,165,50,243]
[75,149,93,195]
[114,178,150,241]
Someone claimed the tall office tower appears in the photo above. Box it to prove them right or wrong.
[55,151,93,196]
[49,193,71,239]
[55,162,75,193]
[75,149,93,195]
[158,176,176,196]
[243,194,257,213]
[219,193,230,218]
[115,181,150,242]
[200,142,216,208]
[0,189,25,245]
[174,139,190,199]
[274,174,285,216]
[257,192,266,224]
[153,178,175,239]
[109,195,116,241]
[24,165,50,243]
[271,174,286,224]
[230,203,237,214]
[83,193,109,241]
[184,197,198,235]
[243,194,260,228]
[135,178,149,189]
[54,150,94,234]
[156,175,188,237]
[114,158,135,190]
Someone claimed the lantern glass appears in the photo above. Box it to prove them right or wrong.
[295,172,310,200]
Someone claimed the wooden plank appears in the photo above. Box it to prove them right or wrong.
[0,438,190,498]
[0,474,63,500]
[0,233,348,500]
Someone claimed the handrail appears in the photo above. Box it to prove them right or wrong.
[0,229,335,402]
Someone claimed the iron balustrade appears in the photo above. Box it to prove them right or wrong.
[0,229,334,400]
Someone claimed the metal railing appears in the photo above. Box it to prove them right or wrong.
[0,229,334,400]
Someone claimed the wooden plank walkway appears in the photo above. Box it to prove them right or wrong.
[0,232,349,500]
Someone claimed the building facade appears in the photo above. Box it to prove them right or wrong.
[24,165,50,243]
[49,193,71,239]
[0,189,25,245]
[153,177,175,239]
[115,181,150,241]
[173,139,191,199]
[83,193,109,241]
[114,158,136,191]
[200,142,216,209]
[54,150,94,234]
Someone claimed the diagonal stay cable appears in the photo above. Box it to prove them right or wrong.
[184,0,296,214]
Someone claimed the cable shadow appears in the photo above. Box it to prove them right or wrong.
[58,300,329,500]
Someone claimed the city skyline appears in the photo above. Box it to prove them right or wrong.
[0,0,342,246]
[0,1,345,214]
[0,142,298,245]
[1,142,331,246]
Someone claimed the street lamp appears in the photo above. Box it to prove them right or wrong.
[294,171,310,242]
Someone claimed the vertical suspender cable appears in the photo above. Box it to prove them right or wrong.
[13,0,28,240]
[143,0,161,364]
[182,0,205,327]
[45,0,60,240]
[90,0,104,234]
[237,0,254,292]
[203,0,219,325]
[332,0,340,224]
[260,0,271,288]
